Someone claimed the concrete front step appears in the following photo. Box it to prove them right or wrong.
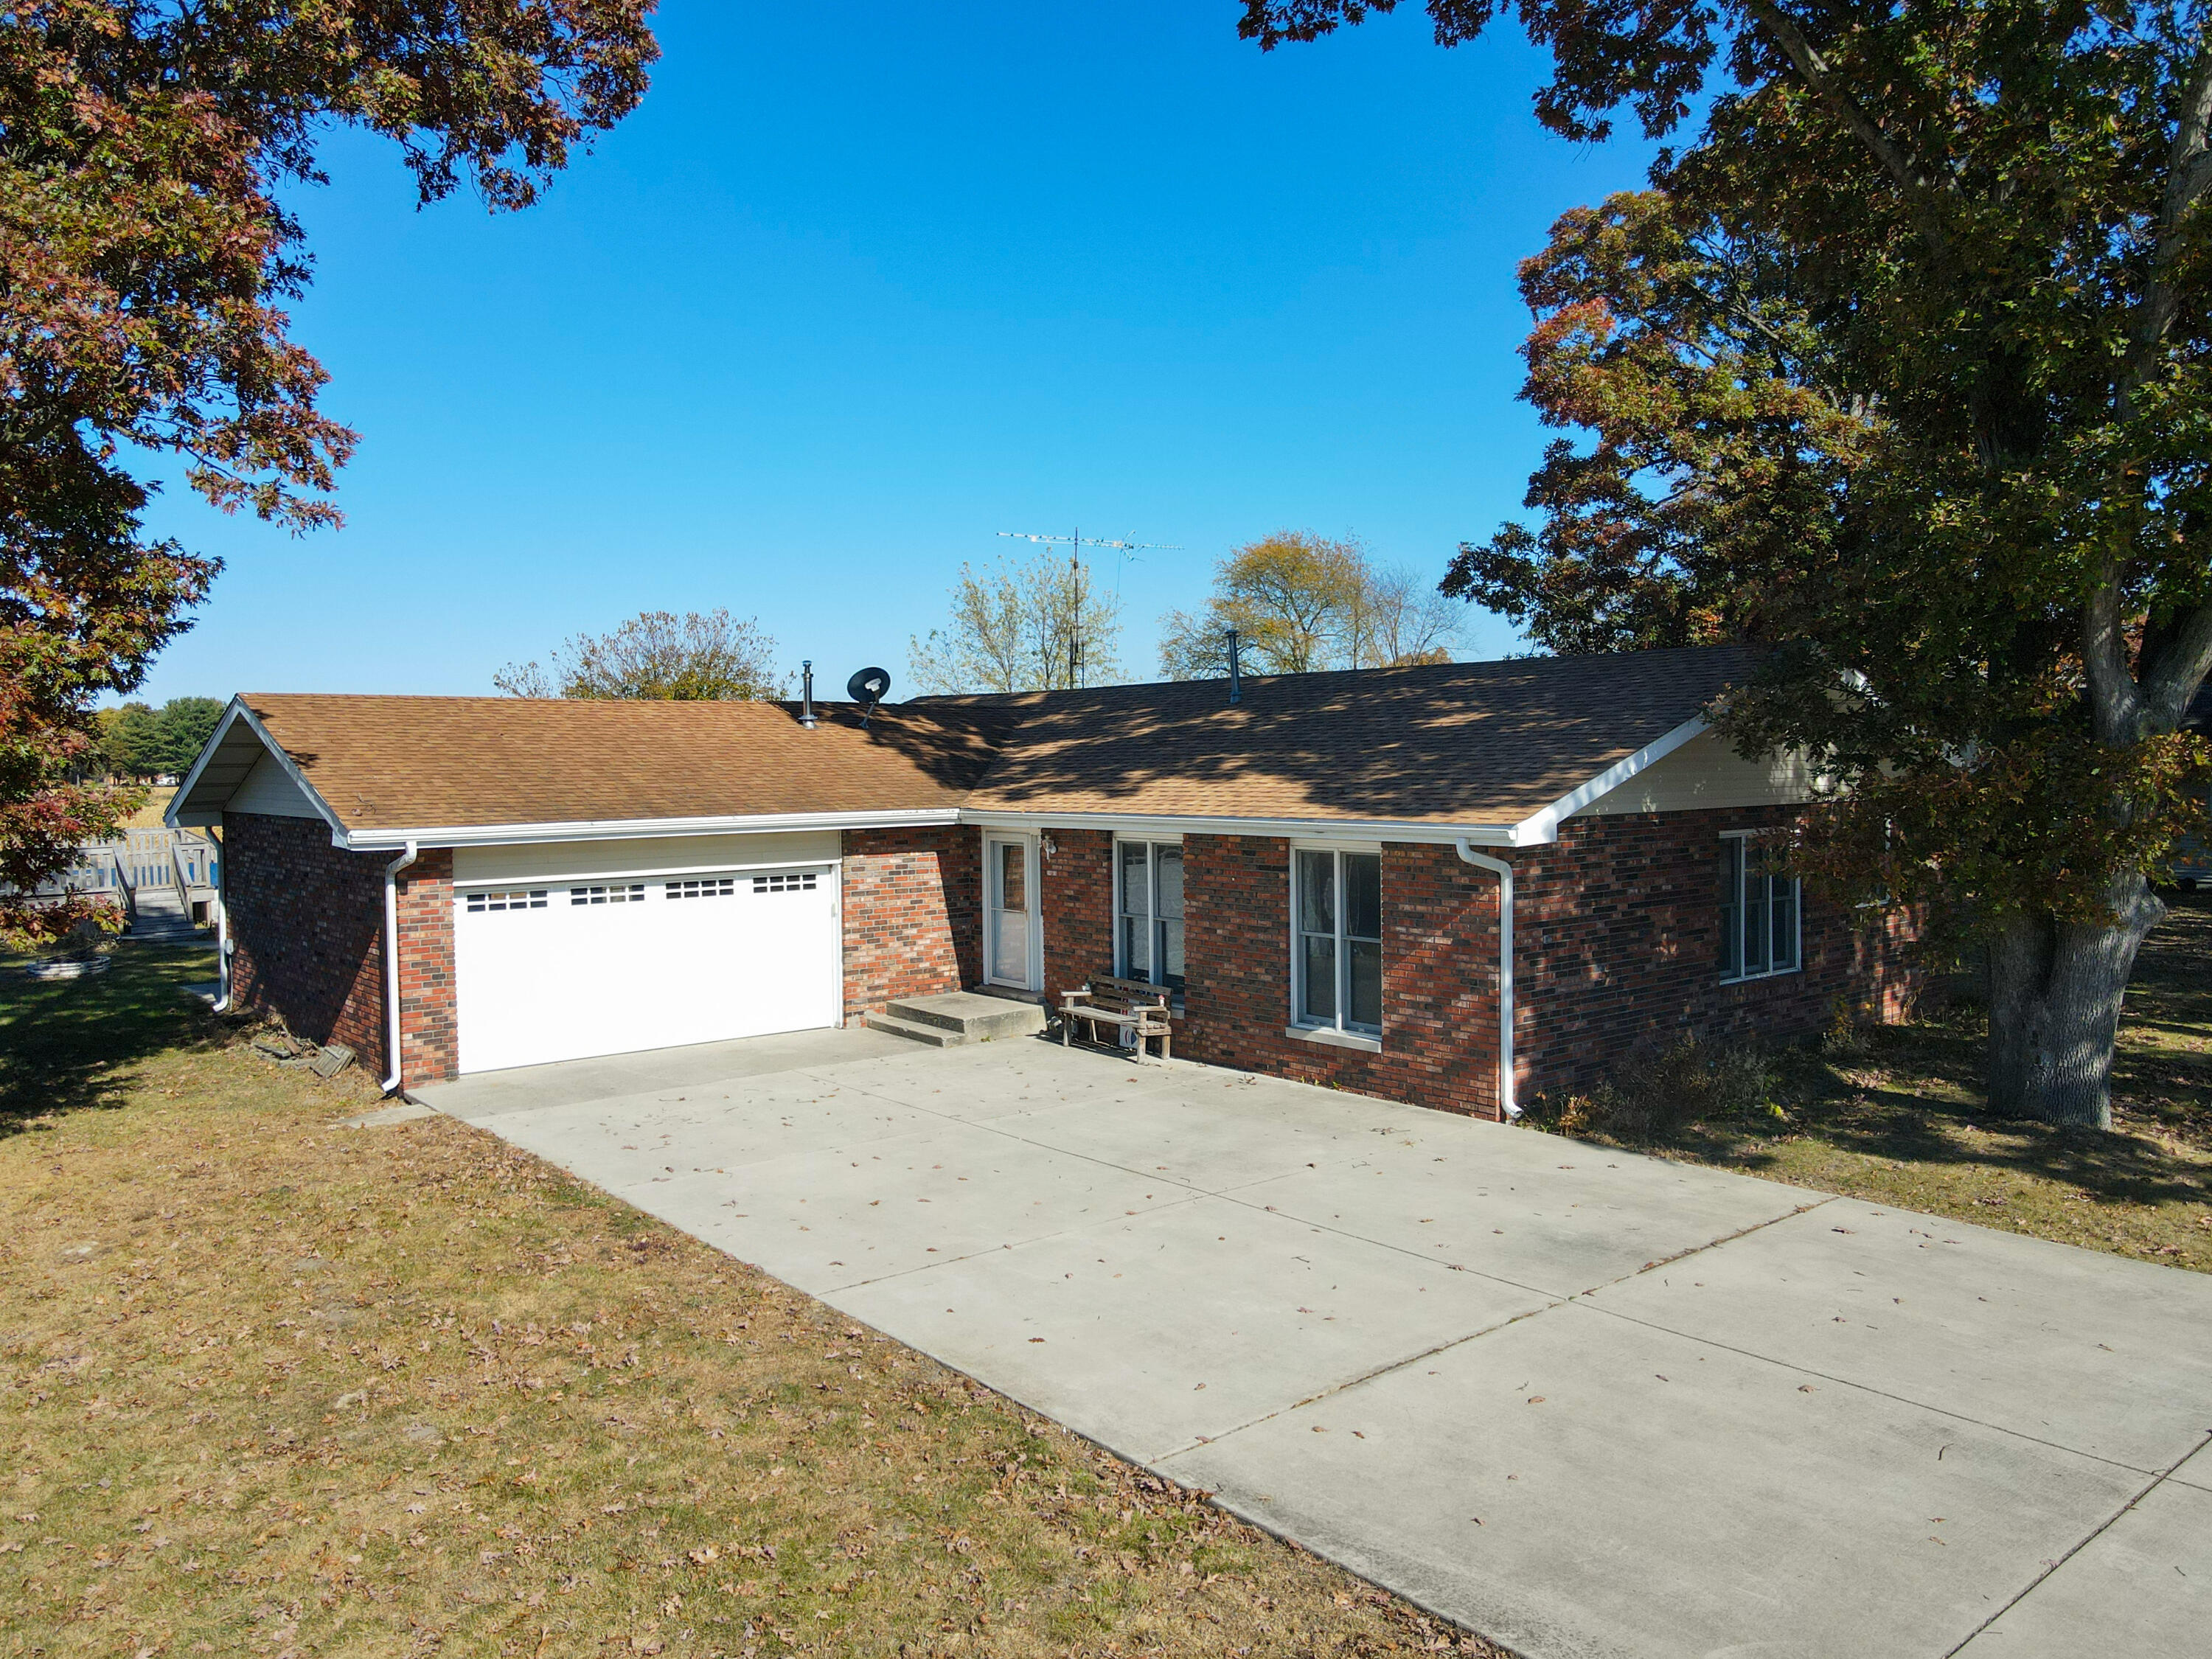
[870,991,1048,1047]
[862,1012,968,1048]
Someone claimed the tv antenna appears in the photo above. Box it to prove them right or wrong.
[995,527,1183,688]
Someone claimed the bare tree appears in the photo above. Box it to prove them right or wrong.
[1347,563,1463,668]
[908,551,1124,694]
[495,610,785,700]
[1159,533,1458,679]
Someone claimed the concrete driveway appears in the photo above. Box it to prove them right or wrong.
[420,1032,2212,1659]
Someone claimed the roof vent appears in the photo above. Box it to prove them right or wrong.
[800,661,817,728]
[1225,629,1242,705]
[848,666,891,728]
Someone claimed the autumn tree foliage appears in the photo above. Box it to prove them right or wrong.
[0,1,657,933]
[1248,1,2212,1129]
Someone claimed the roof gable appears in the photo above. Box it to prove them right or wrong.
[178,695,1002,841]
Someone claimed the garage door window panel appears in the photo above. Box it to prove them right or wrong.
[571,884,646,905]
[464,889,548,914]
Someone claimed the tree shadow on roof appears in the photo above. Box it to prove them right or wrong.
[922,646,1756,822]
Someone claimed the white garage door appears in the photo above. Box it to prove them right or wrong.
[453,866,840,1073]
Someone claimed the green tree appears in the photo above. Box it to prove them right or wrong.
[1158,532,1459,678]
[99,703,164,780]
[495,611,786,701]
[1248,1,2212,1127]
[1,2,657,936]
[154,697,225,776]
[908,552,1124,695]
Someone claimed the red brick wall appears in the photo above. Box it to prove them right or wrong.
[223,813,388,1062]
[1026,814,1916,1120]
[841,827,981,1015]
[1511,805,1919,1102]
[223,815,459,1091]
[1040,828,1115,1006]
[1174,835,1506,1117]
[394,848,456,1088]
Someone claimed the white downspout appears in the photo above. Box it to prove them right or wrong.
[1455,839,1520,1119]
[380,841,420,1095]
[213,827,232,1012]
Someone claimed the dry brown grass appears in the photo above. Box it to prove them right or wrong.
[1528,891,2212,1273]
[1,945,1503,1658]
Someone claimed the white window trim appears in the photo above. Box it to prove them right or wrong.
[1112,834,1186,998]
[1289,841,1385,1040]
[1719,828,1802,984]
[1286,1023,1382,1054]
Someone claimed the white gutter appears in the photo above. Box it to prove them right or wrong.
[959,807,1528,847]
[341,806,959,852]
[1455,839,1519,1119]
[380,840,419,1095]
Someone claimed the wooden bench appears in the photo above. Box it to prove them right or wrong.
[1060,975,1174,1062]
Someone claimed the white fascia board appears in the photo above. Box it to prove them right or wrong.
[1506,714,1711,846]
[341,807,959,852]
[957,807,1522,846]
[165,700,233,820]
[165,697,254,826]
[165,698,349,842]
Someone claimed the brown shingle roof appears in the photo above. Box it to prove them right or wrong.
[214,645,1753,836]
[237,695,1004,833]
[931,644,1757,825]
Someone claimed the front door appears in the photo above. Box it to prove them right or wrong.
[985,835,1034,987]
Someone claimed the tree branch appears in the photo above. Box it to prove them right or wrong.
[2140,602,2212,729]
[2129,34,2212,370]
[2081,551,2143,745]
[1737,0,1952,256]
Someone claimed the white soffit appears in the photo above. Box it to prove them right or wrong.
[166,698,348,841]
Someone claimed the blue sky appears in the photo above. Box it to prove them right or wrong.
[131,1,1655,703]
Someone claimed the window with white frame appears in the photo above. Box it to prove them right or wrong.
[1293,848,1382,1034]
[1116,840,1184,992]
[1719,834,1799,981]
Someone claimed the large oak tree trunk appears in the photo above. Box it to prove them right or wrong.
[1984,873,2163,1129]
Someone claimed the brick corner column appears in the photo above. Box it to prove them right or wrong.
[393,848,456,1088]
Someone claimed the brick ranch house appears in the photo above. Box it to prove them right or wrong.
[167,644,1916,1116]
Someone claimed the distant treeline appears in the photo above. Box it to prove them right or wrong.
[93,699,224,781]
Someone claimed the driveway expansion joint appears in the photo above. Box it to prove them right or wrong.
[1941,1429,2212,1658]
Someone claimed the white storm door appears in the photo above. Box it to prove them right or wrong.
[984,835,1035,989]
[453,866,839,1073]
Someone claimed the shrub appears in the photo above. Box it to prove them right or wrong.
[1525,1034,1778,1140]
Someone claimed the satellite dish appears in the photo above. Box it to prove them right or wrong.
[847,667,891,708]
